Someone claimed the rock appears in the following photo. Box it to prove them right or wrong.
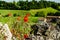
[0,23,12,40]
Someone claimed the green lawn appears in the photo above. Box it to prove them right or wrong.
[0,7,58,16]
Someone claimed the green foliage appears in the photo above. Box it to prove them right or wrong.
[13,13,17,17]
[47,12,55,16]
[35,11,45,17]
[0,7,58,17]
[54,11,60,16]
[51,3,59,10]
[29,17,38,23]
[13,13,20,17]
[47,11,60,16]
[0,1,60,10]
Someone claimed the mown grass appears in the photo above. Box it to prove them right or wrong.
[0,7,58,16]
[30,7,58,16]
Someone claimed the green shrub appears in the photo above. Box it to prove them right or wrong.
[35,11,45,17]
[47,11,60,16]
[13,13,20,17]
[54,11,60,16]
[13,13,17,17]
[47,12,54,16]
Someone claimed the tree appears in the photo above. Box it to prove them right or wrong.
[0,0,59,10]
[26,0,28,2]
[51,3,58,10]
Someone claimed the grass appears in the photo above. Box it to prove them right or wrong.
[0,16,39,29]
[30,7,58,16]
[0,7,58,16]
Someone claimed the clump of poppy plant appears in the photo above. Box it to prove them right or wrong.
[8,13,12,17]
[17,16,21,21]
[26,13,30,17]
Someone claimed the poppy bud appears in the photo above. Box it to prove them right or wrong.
[8,13,12,17]
[17,16,20,21]
[24,34,28,39]
[26,13,30,17]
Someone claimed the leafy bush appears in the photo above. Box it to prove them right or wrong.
[13,13,17,17]
[47,11,60,16]
[54,11,60,16]
[47,12,54,16]
[13,13,20,17]
[35,11,45,17]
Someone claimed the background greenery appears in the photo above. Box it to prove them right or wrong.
[0,0,60,10]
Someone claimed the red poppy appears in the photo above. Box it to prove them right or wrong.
[8,13,12,16]
[17,16,20,21]
[24,34,28,38]
[24,16,28,22]
[26,13,30,17]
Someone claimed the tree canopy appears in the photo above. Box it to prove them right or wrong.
[0,0,60,10]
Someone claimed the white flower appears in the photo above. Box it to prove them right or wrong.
[13,37,16,40]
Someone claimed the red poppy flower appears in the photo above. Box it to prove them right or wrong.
[24,16,28,22]
[17,16,20,21]
[24,34,28,38]
[8,13,12,16]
